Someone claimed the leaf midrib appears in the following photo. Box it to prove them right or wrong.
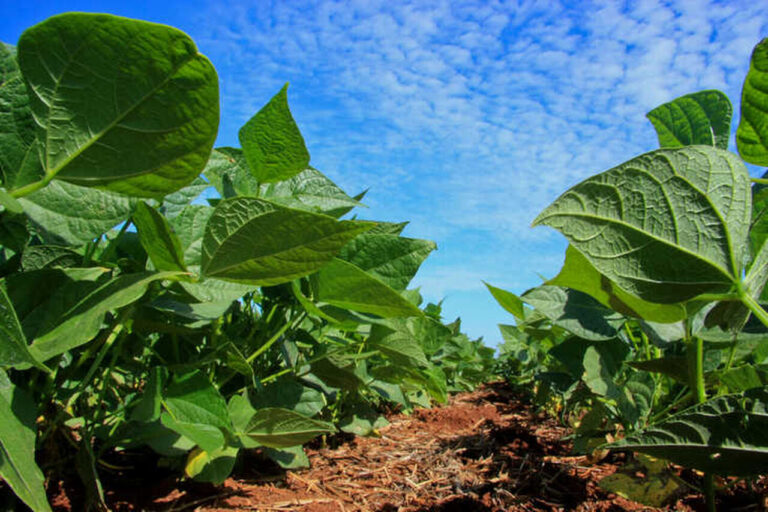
[34,29,199,180]
[537,210,735,283]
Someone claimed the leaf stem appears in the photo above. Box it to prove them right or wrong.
[739,291,768,330]
[9,174,55,198]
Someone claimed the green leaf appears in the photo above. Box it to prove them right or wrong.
[0,212,29,253]
[262,167,363,216]
[522,285,624,341]
[19,180,137,246]
[582,345,621,398]
[133,202,187,272]
[310,258,423,317]
[0,43,43,191]
[717,365,768,392]
[161,177,209,219]
[533,147,750,303]
[750,174,768,256]
[3,268,181,361]
[130,367,166,423]
[167,204,213,267]
[263,445,309,469]
[598,455,681,508]
[239,84,309,184]
[370,316,451,357]
[549,337,629,380]
[21,245,81,271]
[162,371,230,451]
[244,408,335,448]
[161,413,224,454]
[339,402,389,436]
[737,38,768,166]
[366,221,408,236]
[484,282,526,322]
[337,234,435,291]
[608,388,768,476]
[0,189,22,215]
[368,328,429,368]
[203,147,260,198]
[249,377,324,418]
[0,370,51,512]
[150,297,233,323]
[311,355,370,391]
[548,246,686,323]
[646,90,732,149]
[17,13,219,197]
[628,357,689,384]
[201,198,371,285]
[184,445,238,484]
[0,285,47,370]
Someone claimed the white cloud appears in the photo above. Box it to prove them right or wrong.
[191,0,768,343]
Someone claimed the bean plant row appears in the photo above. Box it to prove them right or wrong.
[0,13,496,511]
[489,38,768,511]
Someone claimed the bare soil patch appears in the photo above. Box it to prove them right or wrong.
[44,381,768,511]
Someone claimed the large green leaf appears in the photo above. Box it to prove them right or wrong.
[0,43,43,191]
[646,90,732,150]
[608,388,768,476]
[750,172,768,257]
[243,408,335,448]
[17,13,218,197]
[2,268,181,361]
[133,202,187,272]
[0,371,51,512]
[533,147,750,303]
[0,285,46,370]
[368,325,429,368]
[337,234,435,291]
[737,38,768,166]
[262,167,363,216]
[202,198,371,285]
[370,316,451,357]
[310,258,423,317]
[548,245,686,323]
[239,84,309,184]
[162,371,230,452]
[19,180,137,246]
[522,285,624,341]
[484,282,526,322]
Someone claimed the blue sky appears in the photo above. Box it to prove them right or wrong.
[2,1,768,346]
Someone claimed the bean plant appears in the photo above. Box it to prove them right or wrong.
[489,38,768,510]
[0,13,495,511]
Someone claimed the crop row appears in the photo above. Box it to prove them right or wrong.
[489,37,768,511]
[0,13,495,511]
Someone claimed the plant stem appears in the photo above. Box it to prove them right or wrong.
[740,291,768,330]
[246,312,305,364]
[688,334,716,512]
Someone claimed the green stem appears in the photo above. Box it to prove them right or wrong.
[740,291,768,330]
[751,178,768,185]
[688,334,715,512]
[246,312,305,364]
[9,175,55,198]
